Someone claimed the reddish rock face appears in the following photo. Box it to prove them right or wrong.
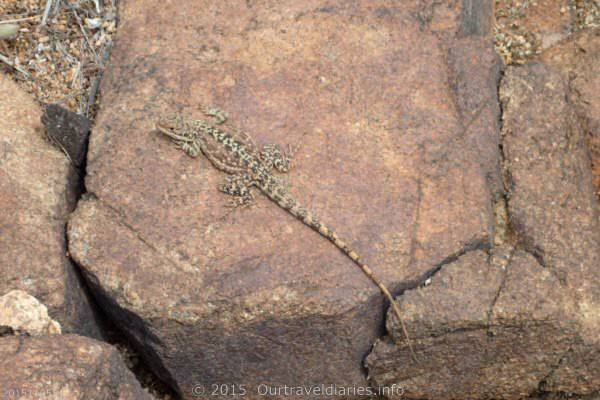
[369,52,600,399]
[0,334,154,400]
[501,63,600,397]
[368,249,578,399]
[67,0,500,397]
[0,74,100,338]
[540,28,600,200]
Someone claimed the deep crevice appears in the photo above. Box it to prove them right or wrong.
[50,81,180,400]
[485,246,514,334]
[65,190,180,399]
[74,262,182,398]
[407,239,491,292]
[495,68,519,247]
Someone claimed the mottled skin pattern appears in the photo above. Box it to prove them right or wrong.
[155,107,415,357]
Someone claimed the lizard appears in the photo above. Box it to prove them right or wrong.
[155,107,416,358]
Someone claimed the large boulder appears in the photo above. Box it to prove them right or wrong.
[367,55,600,399]
[67,0,501,397]
[367,247,580,399]
[0,73,101,337]
[0,333,154,400]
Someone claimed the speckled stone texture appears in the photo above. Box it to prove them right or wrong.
[540,28,600,200]
[501,63,600,395]
[0,73,100,337]
[368,56,600,399]
[0,334,154,400]
[367,248,578,399]
[67,0,501,397]
[0,290,62,335]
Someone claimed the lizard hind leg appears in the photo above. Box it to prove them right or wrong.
[218,173,257,208]
[260,143,299,173]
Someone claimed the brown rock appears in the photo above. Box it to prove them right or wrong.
[500,62,600,394]
[367,249,576,399]
[500,63,599,288]
[368,48,600,399]
[447,36,503,193]
[0,73,101,337]
[540,28,600,199]
[67,0,501,397]
[0,334,154,400]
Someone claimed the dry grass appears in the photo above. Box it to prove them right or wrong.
[0,0,117,116]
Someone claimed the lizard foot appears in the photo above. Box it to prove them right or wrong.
[200,105,228,125]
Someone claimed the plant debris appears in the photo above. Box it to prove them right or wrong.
[572,0,600,29]
[0,0,117,117]
[494,0,599,65]
[494,0,545,65]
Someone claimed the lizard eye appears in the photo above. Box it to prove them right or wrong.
[166,115,183,131]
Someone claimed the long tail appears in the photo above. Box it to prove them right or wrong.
[270,190,417,359]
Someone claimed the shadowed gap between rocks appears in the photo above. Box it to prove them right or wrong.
[42,103,180,398]
[73,260,183,397]
[64,217,180,399]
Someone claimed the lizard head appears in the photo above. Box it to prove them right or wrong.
[155,114,200,157]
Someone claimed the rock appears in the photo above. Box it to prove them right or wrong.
[540,28,600,199]
[42,104,92,168]
[368,51,600,399]
[0,24,19,40]
[494,0,572,65]
[0,290,61,335]
[500,62,600,395]
[0,334,154,400]
[500,62,599,296]
[447,36,503,193]
[367,249,576,399]
[67,0,500,397]
[0,73,101,337]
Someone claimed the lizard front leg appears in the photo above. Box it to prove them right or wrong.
[200,105,228,125]
[218,172,258,208]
